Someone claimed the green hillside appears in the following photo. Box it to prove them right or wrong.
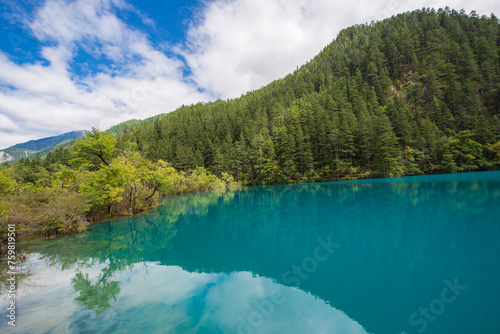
[121,8,500,183]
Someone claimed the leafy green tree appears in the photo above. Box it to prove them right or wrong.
[0,168,17,194]
[143,159,179,199]
[449,130,484,171]
[111,154,141,214]
[71,128,117,170]
[80,165,126,215]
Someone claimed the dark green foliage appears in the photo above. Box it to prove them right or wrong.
[124,9,500,183]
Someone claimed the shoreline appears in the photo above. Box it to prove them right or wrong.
[2,167,499,255]
[0,185,240,257]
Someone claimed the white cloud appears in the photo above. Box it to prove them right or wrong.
[181,0,499,99]
[2,259,370,333]
[0,114,19,131]
[0,0,209,149]
[0,0,499,148]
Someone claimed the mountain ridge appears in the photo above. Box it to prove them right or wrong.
[0,130,86,163]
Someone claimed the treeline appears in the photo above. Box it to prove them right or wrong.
[0,129,236,246]
[122,8,500,184]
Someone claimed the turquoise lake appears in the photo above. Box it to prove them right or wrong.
[1,171,500,333]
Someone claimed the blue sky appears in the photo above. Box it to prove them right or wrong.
[0,0,498,149]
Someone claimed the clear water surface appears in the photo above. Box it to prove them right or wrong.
[1,171,499,334]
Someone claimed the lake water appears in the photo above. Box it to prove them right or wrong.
[1,171,500,334]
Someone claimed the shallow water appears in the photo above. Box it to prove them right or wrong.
[1,171,500,333]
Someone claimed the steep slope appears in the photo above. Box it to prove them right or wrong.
[122,8,499,184]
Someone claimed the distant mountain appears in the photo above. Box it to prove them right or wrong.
[1,118,166,164]
[10,130,86,151]
[0,130,86,164]
[0,115,166,164]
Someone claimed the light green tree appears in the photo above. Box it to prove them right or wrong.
[0,169,16,194]
[80,165,126,215]
[142,159,180,199]
[71,128,117,170]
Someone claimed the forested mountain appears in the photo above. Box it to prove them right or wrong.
[120,8,500,184]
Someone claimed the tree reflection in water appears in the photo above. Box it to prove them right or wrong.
[72,269,120,315]
[38,189,233,314]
